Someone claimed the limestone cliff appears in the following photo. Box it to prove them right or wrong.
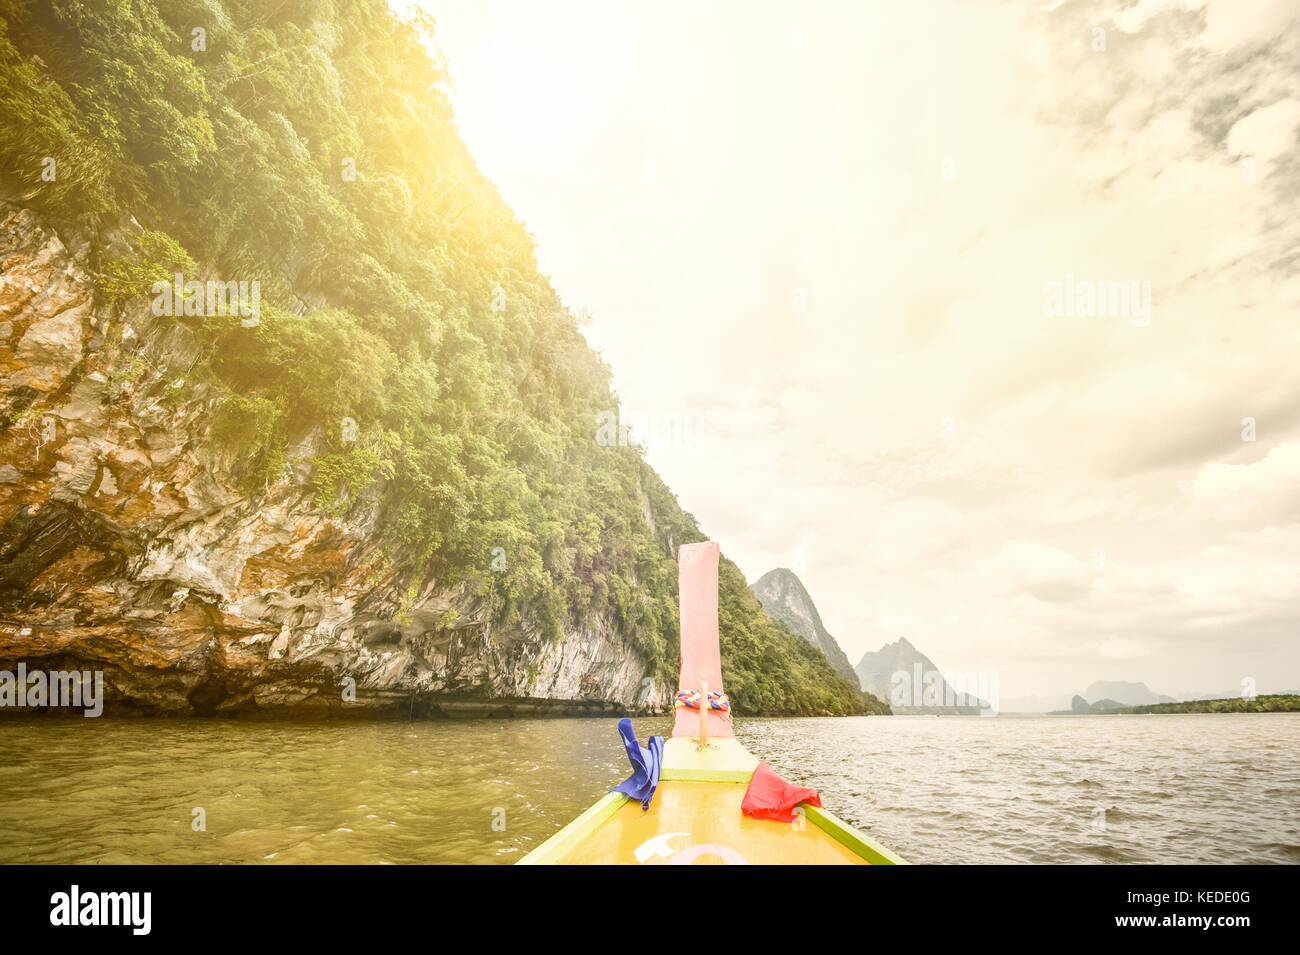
[0,203,668,717]
[0,0,870,720]
[749,568,858,687]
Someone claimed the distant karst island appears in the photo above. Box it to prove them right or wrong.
[1051,693,1300,715]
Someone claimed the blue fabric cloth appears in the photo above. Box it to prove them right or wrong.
[609,717,664,811]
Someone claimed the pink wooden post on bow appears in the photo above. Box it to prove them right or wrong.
[671,541,733,740]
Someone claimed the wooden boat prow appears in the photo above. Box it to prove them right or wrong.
[518,542,907,865]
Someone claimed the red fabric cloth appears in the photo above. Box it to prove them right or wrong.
[741,761,822,823]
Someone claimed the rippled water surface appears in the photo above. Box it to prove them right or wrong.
[1,714,1296,864]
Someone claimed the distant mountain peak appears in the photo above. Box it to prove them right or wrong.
[1081,680,1176,707]
[749,568,859,688]
[855,637,990,714]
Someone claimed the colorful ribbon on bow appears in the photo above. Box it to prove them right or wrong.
[674,689,731,717]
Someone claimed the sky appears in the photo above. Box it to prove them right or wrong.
[398,0,1300,707]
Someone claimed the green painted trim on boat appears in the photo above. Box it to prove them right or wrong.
[516,791,627,865]
[804,805,909,865]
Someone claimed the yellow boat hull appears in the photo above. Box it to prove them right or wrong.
[520,544,905,865]
[518,737,906,865]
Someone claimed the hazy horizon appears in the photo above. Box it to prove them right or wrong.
[410,0,1300,702]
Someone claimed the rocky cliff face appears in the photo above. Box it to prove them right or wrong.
[0,203,669,717]
[749,568,859,687]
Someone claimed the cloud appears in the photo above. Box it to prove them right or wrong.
[1227,99,1300,163]
[970,542,1098,609]
[421,0,1300,696]
[1182,439,1300,521]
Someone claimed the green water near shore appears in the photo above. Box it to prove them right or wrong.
[1,714,1296,864]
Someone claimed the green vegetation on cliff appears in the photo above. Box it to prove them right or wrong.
[1122,695,1300,714]
[0,0,866,714]
[858,690,892,715]
[1050,694,1300,714]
